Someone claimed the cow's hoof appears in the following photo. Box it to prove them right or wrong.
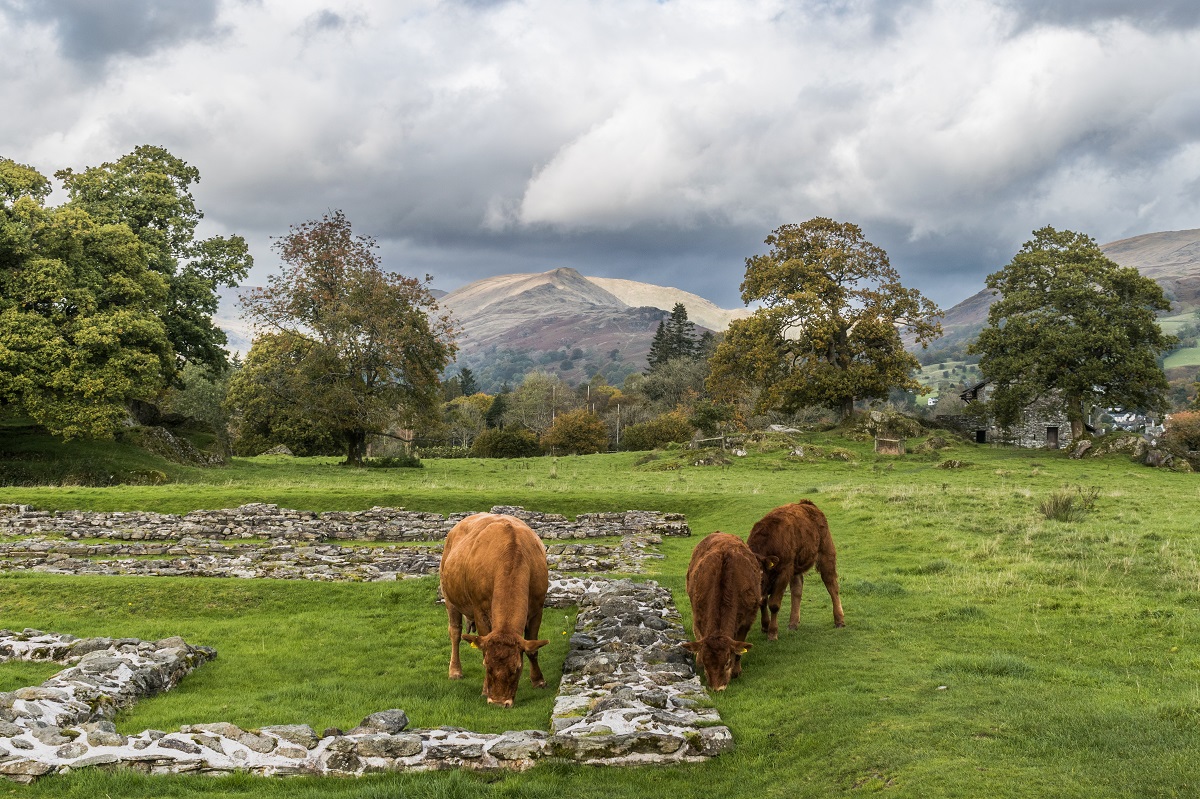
[767,633,778,641]
[449,670,463,680]
[788,623,799,631]
[835,621,846,628]
[532,679,547,688]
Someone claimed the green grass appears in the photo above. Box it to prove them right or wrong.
[1157,311,1200,335]
[5,434,1200,797]
[1164,345,1200,368]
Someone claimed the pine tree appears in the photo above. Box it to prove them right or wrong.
[647,304,700,373]
[459,367,478,396]
[666,303,698,361]
[647,320,670,371]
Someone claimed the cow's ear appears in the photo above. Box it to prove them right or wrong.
[681,640,702,653]
[734,640,752,655]
[757,554,777,570]
[462,633,481,649]
[521,639,550,654]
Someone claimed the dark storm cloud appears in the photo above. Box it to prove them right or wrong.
[0,0,224,66]
[2,0,1198,315]
[1002,0,1200,30]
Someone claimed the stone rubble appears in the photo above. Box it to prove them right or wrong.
[0,577,731,783]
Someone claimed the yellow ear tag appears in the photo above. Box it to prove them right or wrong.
[469,641,479,649]
[738,647,749,655]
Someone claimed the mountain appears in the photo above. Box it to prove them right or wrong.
[586,277,751,332]
[438,268,748,391]
[1102,228,1200,311]
[917,228,1200,363]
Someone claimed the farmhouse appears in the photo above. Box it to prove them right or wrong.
[958,379,1080,449]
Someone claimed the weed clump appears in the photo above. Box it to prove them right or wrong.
[937,459,970,469]
[1038,485,1099,522]
[359,454,423,469]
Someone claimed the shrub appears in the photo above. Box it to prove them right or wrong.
[471,427,542,458]
[541,409,609,455]
[1038,486,1099,522]
[619,412,694,452]
[360,454,423,469]
[1162,411,1200,454]
[415,445,471,459]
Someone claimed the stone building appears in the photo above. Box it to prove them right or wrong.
[958,379,1084,449]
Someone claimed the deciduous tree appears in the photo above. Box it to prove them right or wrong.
[55,145,252,372]
[541,408,609,454]
[709,218,942,420]
[1,158,175,438]
[970,226,1175,439]
[223,332,341,456]
[239,211,456,464]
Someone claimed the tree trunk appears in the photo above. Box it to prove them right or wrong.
[839,396,855,422]
[1066,394,1085,440]
[344,429,368,465]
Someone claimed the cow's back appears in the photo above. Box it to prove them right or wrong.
[687,532,762,640]
[440,513,548,622]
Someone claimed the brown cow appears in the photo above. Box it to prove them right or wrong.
[747,500,845,639]
[440,512,550,707]
[683,532,764,691]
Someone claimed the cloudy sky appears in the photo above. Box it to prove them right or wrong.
[2,0,1199,310]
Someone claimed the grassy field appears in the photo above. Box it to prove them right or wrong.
[1164,346,1200,369]
[3,433,1200,797]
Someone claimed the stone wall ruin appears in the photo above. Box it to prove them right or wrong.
[0,505,733,783]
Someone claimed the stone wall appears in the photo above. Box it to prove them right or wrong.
[0,505,678,581]
[0,504,690,544]
[0,577,731,783]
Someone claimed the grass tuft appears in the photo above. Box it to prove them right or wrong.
[1038,485,1100,522]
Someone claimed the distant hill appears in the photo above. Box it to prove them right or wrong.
[1103,228,1200,311]
[439,267,749,391]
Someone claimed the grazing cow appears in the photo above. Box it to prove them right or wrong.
[747,500,845,639]
[440,513,550,707]
[683,532,765,691]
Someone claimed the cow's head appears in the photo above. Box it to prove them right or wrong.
[682,636,751,692]
[462,631,549,707]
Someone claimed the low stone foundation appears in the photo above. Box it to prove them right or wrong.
[0,506,680,580]
[0,504,690,544]
[0,578,730,783]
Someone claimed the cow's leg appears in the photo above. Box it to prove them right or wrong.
[818,553,845,627]
[525,608,547,688]
[788,571,805,630]
[764,576,788,640]
[447,602,464,680]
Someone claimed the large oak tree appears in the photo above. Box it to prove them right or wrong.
[1,158,174,438]
[970,226,1175,439]
[709,218,942,420]
[56,145,252,372]
[239,211,456,464]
